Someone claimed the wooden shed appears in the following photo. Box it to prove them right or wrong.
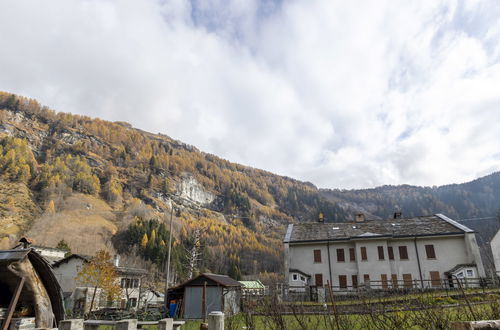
[0,248,64,329]
[167,273,241,319]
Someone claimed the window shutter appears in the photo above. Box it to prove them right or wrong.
[337,249,345,262]
[378,246,385,260]
[399,246,408,260]
[349,248,355,261]
[314,249,322,263]
[361,247,367,261]
[388,246,394,260]
[425,245,436,259]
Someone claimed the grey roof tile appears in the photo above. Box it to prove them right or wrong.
[287,215,468,243]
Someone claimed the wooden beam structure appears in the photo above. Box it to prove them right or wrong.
[1,277,25,330]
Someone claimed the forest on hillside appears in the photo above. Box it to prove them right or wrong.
[322,173,500,220]
[0,91,349,279]
[1,91,499,281]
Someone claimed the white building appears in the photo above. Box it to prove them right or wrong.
[491,228,500,277]
[51,254,148,312]
[284,214,486,293]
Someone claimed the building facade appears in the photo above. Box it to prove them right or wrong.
[284,214,485,292]
[51,254,148,312]
[491,228,500,277]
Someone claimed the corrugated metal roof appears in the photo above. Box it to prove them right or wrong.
[0,249,30,262]
[239,280,265,289]
[286,214,468,243]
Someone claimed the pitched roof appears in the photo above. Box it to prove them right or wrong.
[51,254,90,267]
[171,273,241,289]
[239,280,265,289]
[285,214,471,243]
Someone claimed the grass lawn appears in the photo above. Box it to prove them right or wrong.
[177,300,498,330]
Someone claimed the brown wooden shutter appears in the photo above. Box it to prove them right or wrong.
[425,245,436,259]
[349,248,355,261]
[314,249,322,263]
[337,248,345,262]
[388,246,394,260]
[339,275,347,289]
[381,274,388,289]
[378,246,385,260]
[391,274,398,288]
[315,274,323,286]
[352,275,358,288]
[361,247,367,261]
[399,246,408,260]
[430,271,441,287]
[403,273,412,288]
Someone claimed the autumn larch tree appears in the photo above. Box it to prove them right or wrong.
[76,250,121,311]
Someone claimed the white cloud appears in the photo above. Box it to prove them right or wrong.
[0,0,499,189]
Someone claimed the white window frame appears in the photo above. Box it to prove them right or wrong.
[292,274,298,281]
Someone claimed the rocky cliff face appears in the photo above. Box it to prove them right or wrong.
[176,174,216,206]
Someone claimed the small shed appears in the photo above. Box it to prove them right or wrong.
[239,280,266,297]
[0,248,64,329]
[167,273,241,319]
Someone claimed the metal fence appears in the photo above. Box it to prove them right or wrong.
[254,277,499,303]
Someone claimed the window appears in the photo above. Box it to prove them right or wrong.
[402,273,413,288]
[466,269,474,277]
[363,274,370,288]
[377,246,385,260]
[388,246,394,260]
[425,245,436,259]
[391,274,398,288]
[349,248,356,261]
[133,279,139,288]
[128,298,137,308]
[399,246,409,260]
[361,247,368,261]
[430,271,441,287]
[381,274,388,289]
[339,275,347,289]
[352,275,358,289]
[337,249,345,262]
[313,249,322,263]
[315,274,323,286]
[292,274,298,281]
[300,276,306,282]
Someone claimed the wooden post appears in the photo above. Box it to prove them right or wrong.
[202,281,207,322]
[2,277,25,330]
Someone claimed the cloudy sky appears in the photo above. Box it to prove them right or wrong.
[1,0,500,189]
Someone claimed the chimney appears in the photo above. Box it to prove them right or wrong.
[113,255,120,267]
[19,237,33,249]
[355,213,365,222]
[393,211,402,219]
[318,212,324,223]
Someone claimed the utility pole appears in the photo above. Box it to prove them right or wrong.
[165,205,174,316]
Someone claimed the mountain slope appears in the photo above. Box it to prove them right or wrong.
[0,91,349,278]
[321,172,500,220]
[1,91,499,280]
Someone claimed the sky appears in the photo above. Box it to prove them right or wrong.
[1,0,500,189]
